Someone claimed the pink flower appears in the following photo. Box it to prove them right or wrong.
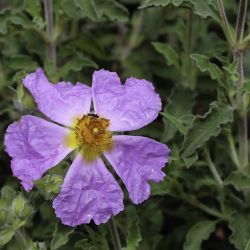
[4,68,170,226]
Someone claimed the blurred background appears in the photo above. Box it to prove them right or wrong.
[0,0,249,249]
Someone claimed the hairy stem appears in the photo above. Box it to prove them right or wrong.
[236,0,248,42]
[108,217,121,250]
[204,147,223,186]
[187,9,193,55]
[43,0,56,65]
[216,0,233,44]
[226,130,241,169]
[234,0,248,171]
[121,12,144,61]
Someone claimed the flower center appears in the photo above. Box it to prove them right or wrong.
[74,114,112,161]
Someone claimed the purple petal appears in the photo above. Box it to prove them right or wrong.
[23,68,91,126]
[4,115,73,191]
[104,135,170,204]
[53,154,124,226]
[92,69,162,131]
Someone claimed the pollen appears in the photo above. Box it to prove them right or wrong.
[74,114,112,161]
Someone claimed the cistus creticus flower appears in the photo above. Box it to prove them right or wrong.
[4,68,170,226]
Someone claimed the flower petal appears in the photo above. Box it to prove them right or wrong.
[23,68,91,126]
[4,115,73,191]
[104,135,170,204]
[53,154,124,226]
[92,69,162,131]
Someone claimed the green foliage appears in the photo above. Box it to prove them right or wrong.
[229,213,250,250]
[0,0,249,249]
[50,223,74,249]
[161,88,195,142]
[181,102,233,158]
[124,207,142,250]
[152,42,179,66]
[35,174,63,200]
[224,171,250,190]
[191,53,223,81]
[183,220,217,250]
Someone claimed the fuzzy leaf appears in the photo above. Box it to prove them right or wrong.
[182,102,233,158]
[187,0,217,19]
[94,0,129,22]
[140,0,171,8]
[160,112,187,135]
[124,207,142,250]
[139,0,217,19]
[35,174,63,200]
[229,213,250,250]
[0,229,15,247]
[59,57,98,78]
[65,0,128,22]
[73,0,98,21]
[50,223,74,250]
[224,171,250,190]
[191,53,223,81]
[162,88,195,142]
[183,153,198,168]
[184,220,217,250]
[152,42,179,66]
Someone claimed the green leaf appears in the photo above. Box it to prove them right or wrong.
[183,153,198,168]
[183,220,217,250]
[151,176,176,196]
[4,55,38,70]
[124,207,142,250]
[182,102,233,158]
[50,223,74,250]
[162,88,195,142]
[35,174,63,200]
[224,171,250,190]
[160,112,187,135]
[24,0,42,18]
[11,194,33,219]
[229,213,250,250]
[187,0,217,19]
[139,0,217,19]
[152,42,179,66]
[94,0,129,22]
[59,57,98,78]
[73,0,98,21]
[65,0,128,22]
[1,186,16,204]
[139,0,171,9]
[0,229,15,247]
[191,53,223,81]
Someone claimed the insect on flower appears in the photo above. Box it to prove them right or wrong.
[4,68,170,226]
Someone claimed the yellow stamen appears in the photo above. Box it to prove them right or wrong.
[67,114,112,161]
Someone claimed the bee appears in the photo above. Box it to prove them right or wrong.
[88,113,99,118]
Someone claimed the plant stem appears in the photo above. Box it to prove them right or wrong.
[204,147,223,186]
[234,0,248,171]
[43,0,56,65]
[216,0,233,44]
[226,130,241,169]
[235,0,248,42]
[108,217,121,250]
[121,12,144,61]
[183,194,227,220]
[186,9,193,56]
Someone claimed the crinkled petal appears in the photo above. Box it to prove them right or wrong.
[53,154,124,226]
[4,115,73,191]
[92,69,162,131]
[104,135,170,204]
[23,68,91,126]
